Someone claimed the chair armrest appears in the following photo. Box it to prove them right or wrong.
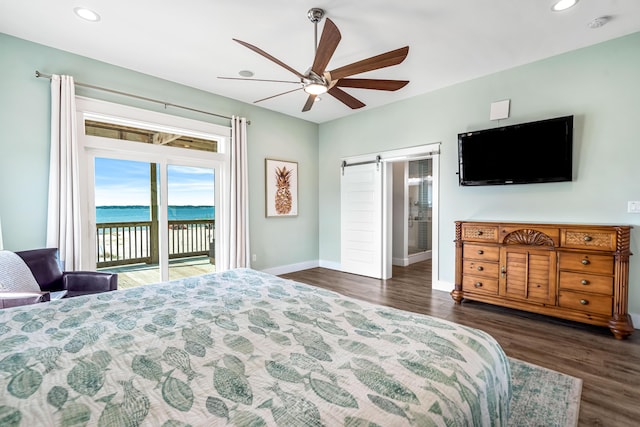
[62,271,118,297]
[0,291,51,309]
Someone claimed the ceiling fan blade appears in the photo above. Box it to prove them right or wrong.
[253,87,303,104]
[311,18,341,75]
[218,77,301,84]
[328,87,366,109]
[336,78,409,91]
[233,38,306,80]
[329,46,409,80]
[302,95,317,112]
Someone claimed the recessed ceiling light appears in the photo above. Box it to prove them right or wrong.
[238,70,254,78]
[551,0,578,12]
[74,7,101,22]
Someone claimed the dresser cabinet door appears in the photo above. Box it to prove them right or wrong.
[499,248,557,305]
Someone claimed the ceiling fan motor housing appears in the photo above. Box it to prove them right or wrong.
[307,8,325,23]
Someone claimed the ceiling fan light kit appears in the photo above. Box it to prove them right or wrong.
[220,7,410,112]
[304,83,328,95]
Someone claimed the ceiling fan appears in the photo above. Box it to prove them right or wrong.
[219,8,410,112]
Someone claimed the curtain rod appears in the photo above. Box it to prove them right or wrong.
[35,71,250,125]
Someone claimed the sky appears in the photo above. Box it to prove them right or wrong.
[95,158,215,206]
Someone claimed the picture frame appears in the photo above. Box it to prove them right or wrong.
[265,159,298,217]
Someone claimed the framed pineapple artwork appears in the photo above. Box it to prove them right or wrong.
[265,159,298,217]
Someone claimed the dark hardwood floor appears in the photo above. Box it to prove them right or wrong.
[281,260,640,427]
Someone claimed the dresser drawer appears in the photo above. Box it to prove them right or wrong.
[462,275,498,295]
[463,243,499,261]
[559,271,613,295]
[461,224,499,243]
[561,229,616,251]
[558,290,612,316]
[462,259,499,278]
[558,252,614,275]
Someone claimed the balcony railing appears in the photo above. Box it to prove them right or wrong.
[96,219,215,268]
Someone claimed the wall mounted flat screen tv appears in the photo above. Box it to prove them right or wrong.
[458,115,573,186]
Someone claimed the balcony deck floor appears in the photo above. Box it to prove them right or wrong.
[100,256,216,289]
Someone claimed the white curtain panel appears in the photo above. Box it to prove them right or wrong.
[228,116,250,269]
[46,75,81,271]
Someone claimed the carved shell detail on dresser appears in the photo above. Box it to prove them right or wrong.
[502,229,555,246]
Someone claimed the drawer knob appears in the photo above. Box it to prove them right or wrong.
[583,235,592,242]
[581,279,589,285]
[474,282,483,288]
[580,299,589,305]
[581,259,590,265]
[477,250,484,255]
[477,266,484,271]
[477,231,483,236]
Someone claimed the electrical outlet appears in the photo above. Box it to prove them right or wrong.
[252,254,257,262]
[628,201,640,213]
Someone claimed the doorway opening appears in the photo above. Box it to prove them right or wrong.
[392,158,433,267]
[76,97,230,287]
[340,143,440,286]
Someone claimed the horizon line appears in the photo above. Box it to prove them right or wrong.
[97,205,214,208]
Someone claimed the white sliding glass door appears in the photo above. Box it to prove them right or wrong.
[92,157,218,286]
[76,97,230,286]
[166,164,216,281]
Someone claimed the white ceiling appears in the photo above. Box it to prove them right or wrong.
[2,0,639,124]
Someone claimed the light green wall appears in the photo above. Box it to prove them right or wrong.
[2,31,639,318]
[318,32,640,315]
[0,33,319,270]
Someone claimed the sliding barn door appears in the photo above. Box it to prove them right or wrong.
[340,162,391,279]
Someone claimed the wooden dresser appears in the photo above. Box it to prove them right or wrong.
[452,221,634,339]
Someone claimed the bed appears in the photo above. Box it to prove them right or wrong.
[0,268,511,426]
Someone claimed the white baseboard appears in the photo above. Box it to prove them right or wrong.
[261,260,319,276]
[409,251,432,263]
[318,260,342,271]
[261,260,340,276]
[393,253,432,267]
[630,312,640,330]
[392,257,409,266]
[433,279,454,293]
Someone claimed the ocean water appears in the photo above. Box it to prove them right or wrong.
[96,205,214,223]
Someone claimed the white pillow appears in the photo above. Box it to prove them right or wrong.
[0,250,42,292]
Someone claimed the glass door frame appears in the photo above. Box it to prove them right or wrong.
[75,97,230,281]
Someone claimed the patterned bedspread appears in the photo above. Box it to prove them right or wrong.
[0,269,511,426]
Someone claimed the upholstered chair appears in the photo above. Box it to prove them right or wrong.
[0,248,117,308]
